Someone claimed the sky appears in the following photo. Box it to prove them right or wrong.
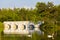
[0,0,60,8]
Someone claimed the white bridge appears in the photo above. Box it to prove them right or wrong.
[3,21,44,36]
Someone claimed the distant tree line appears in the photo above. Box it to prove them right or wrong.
[0,2,60,39]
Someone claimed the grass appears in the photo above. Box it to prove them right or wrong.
[0,22,3,32]
[0,22,3,40]
[0,22,60,40]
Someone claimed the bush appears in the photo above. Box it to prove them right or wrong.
[0,22,3,32]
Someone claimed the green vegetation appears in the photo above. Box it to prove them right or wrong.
[0,22,3,32]
[0,2,60,40]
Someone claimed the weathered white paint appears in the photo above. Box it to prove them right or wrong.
[3,21,44,35]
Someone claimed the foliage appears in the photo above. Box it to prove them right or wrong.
[0,2,60,40]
